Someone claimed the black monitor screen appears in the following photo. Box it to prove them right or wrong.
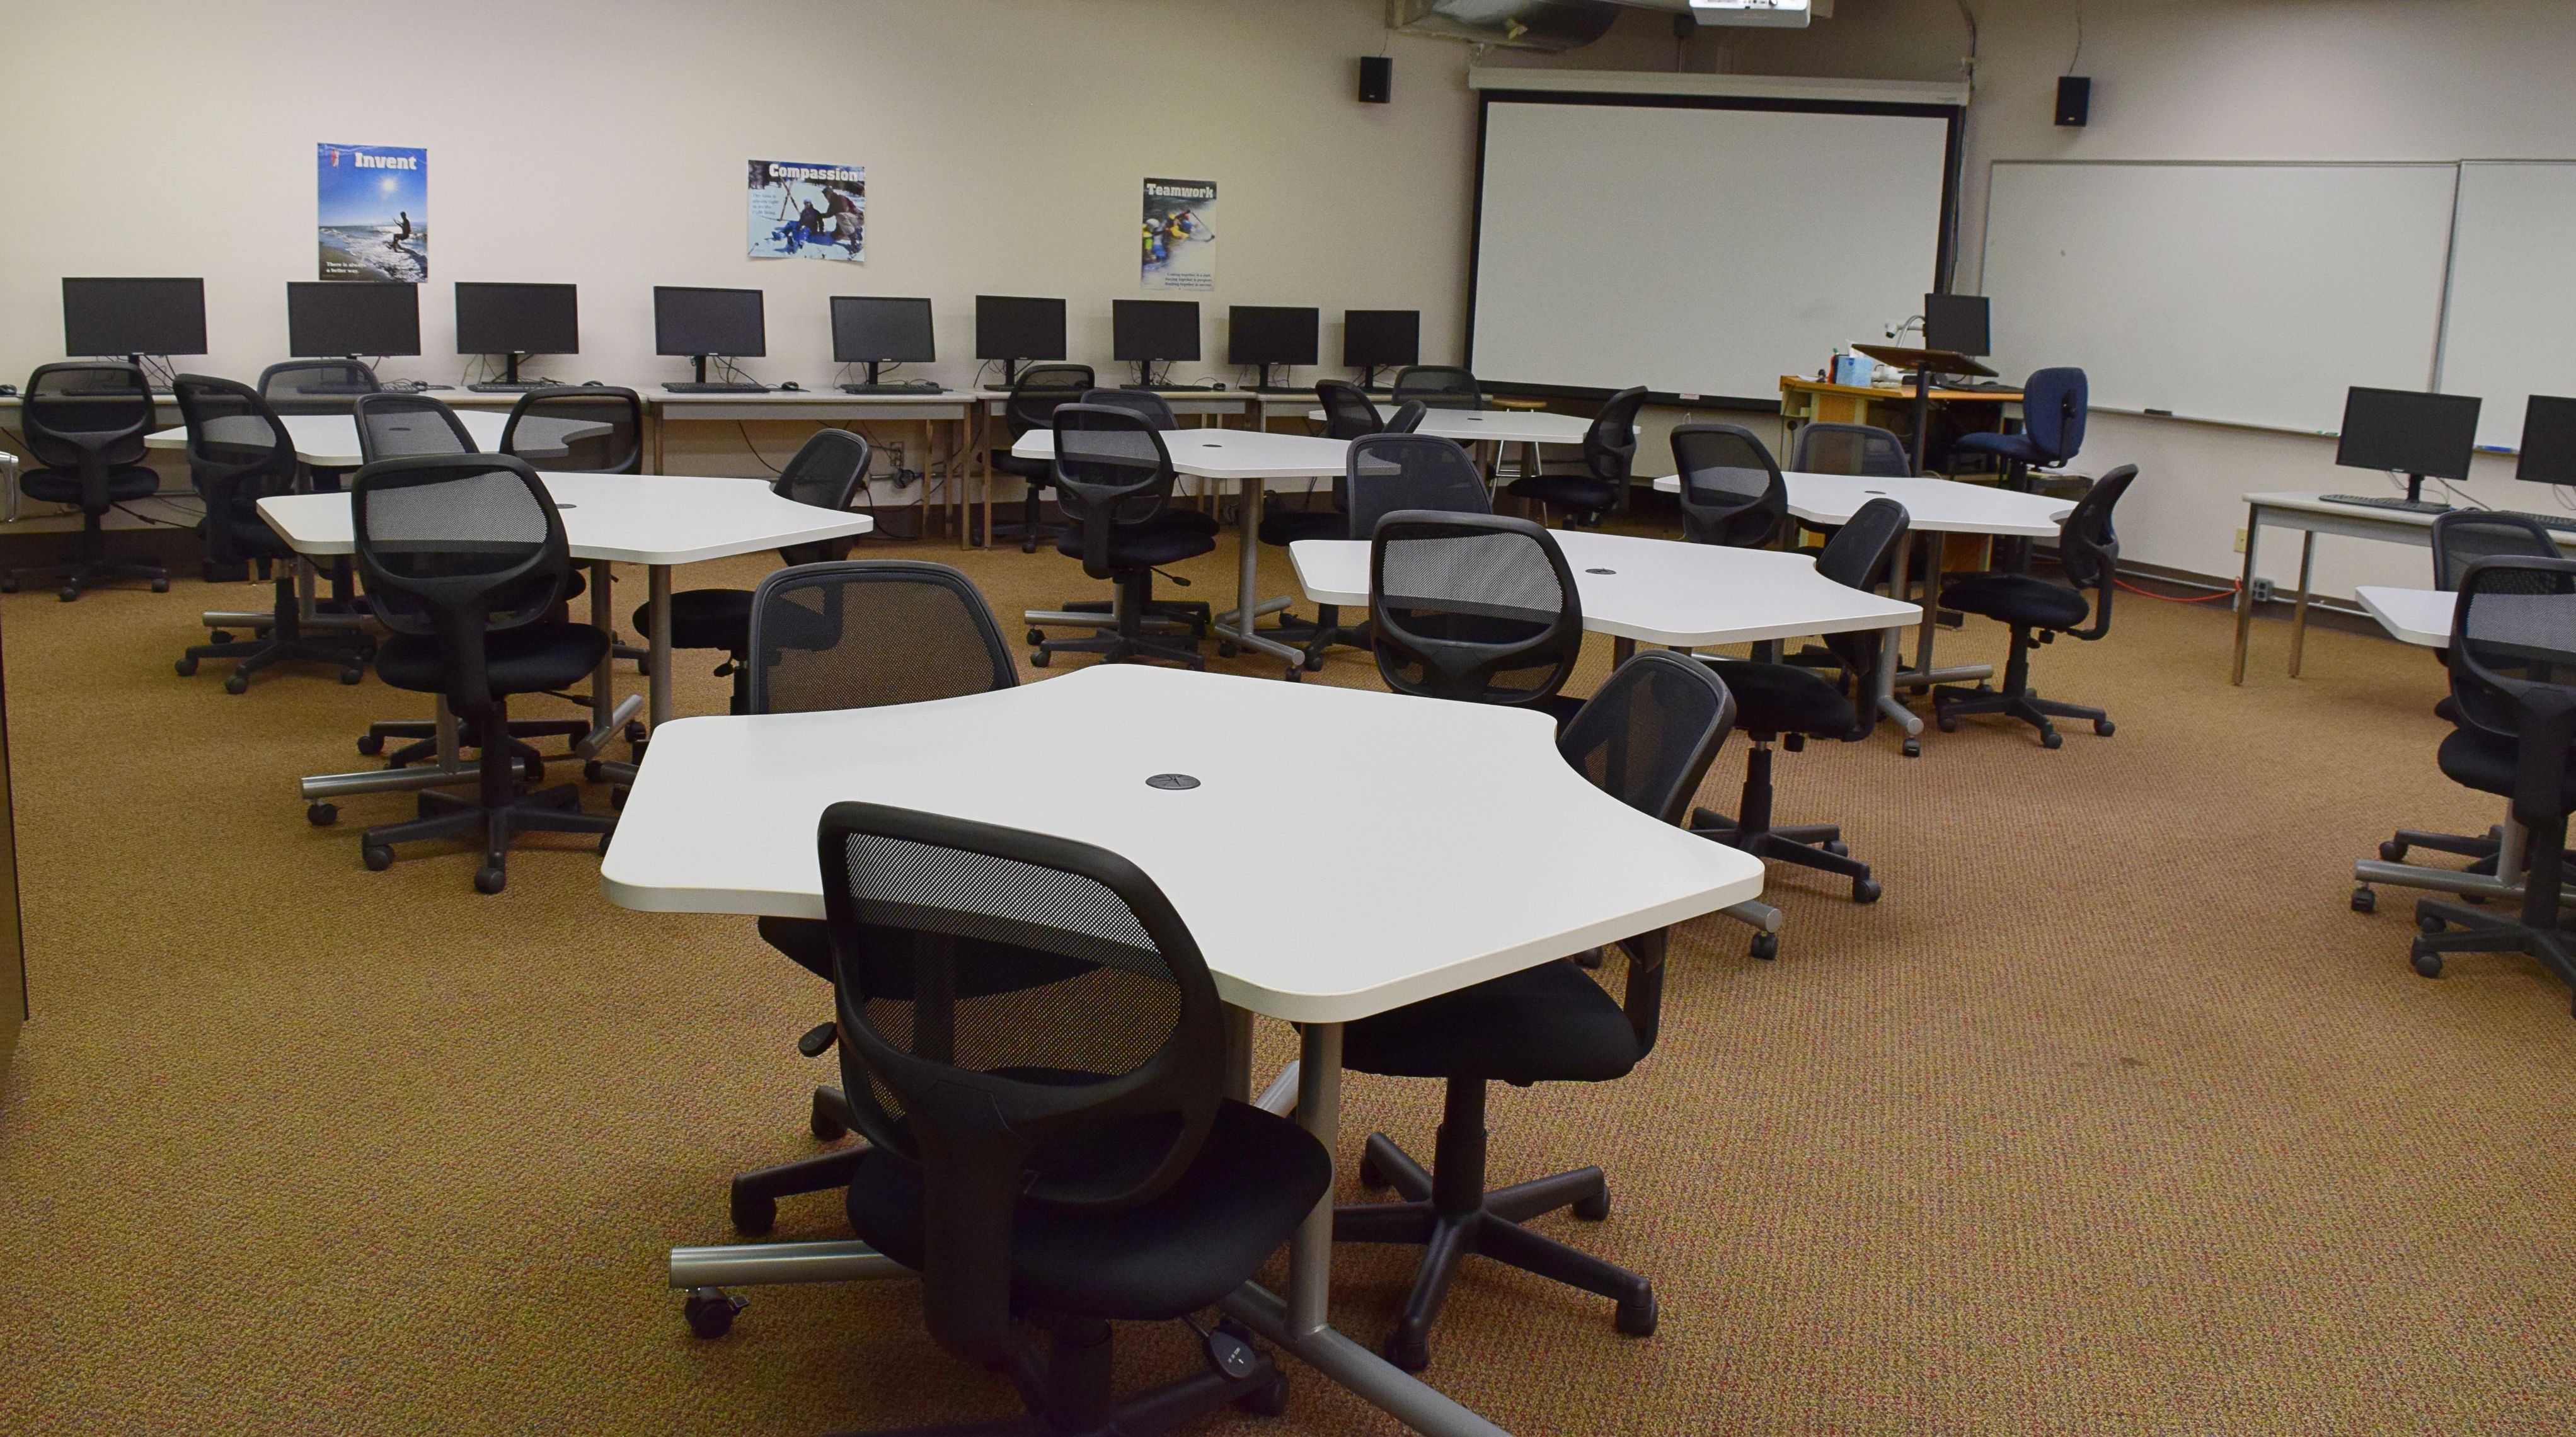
[1924,293,1991,357]
[62,277,207,357]
[2337,387,2481,481]
[287,282,420,357]
[1343,310,1420,369]
[975,295,1066,361]
[454,282,579,355]
[1114,301,1200,362]
[832,296,936,363]
[2517,395,2576,487]
[1229,306,1320,367]
[654,285,766,357]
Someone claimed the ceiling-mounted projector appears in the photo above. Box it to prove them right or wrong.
[1688,0,1811,27]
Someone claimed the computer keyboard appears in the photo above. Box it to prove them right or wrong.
[2492,509,2576,532]
[467,382,545,393]
[664,382,769,394]
[840,382,945,395]
[1957,381,2020,394]
[2320,493,2453,515]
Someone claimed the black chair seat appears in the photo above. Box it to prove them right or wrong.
[374,622,610,697]
[991,449,1054,482]
[1342,958,1640,1085]
[1708,661,1859,738]
[21,465,159,506]
[1505,474,1617,511]
[1256,507,1345,547]
[2437,728,2576,810]
[1941,572,2093,631]
[846,1097,1330,1322]
[641,588,756,653]
[1054,510,1219,569]
[1954,431,2047,465]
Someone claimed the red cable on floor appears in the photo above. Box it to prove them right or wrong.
[2115,576,2240,604]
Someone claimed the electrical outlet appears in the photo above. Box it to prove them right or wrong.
[2250,578,2275,604]
[2233,527,2248,554]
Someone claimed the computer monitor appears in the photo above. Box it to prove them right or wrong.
[832,296,936,385]
[1923,293,1991,358]
[1229,306,1320,389]
[2516,395,2576,488]
[1113,300,1200,386]
[975,295,1066,384]
[654,285,766,384]
[1342,309,1420,387]
[62,277,207,361]
[2337,387,2481,504]
[287,282,421,358]
[454,282,579,382]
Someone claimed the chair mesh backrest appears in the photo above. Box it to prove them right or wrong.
[1792,422,1911,478]
[745,561,1016,716]
[20,364,152,471]
[1391,365,1480,411]
[1052,404,1176,533]
[1004,364,1096,437]
[1079,387,1178,430]
[2021,367,2089,461]
[1316,381,1383,440]
[2448,558,2576,757]
[502,387,643,474]
[1584,387,1648,481]
[1557,651,1735,825]
[2057,464,2134,591]
[1348,434,1492,537]
[1386,400,1429,434]
[354,392,476,462]
[1371,512,1582,706]
[172,375,296,512]
[259,360,379,414]
[1671,423,1786,547]
[2432,510,2559,592]
[351,454,567,649]
[1813,497,1911,673]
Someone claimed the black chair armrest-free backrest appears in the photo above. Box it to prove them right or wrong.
[21,363,154,512]
[744,559,1016,714]
[819,801,1226,1365]
[1671,423,1788,548]
[1811,496,1911,679]
[1369,510,1583,707]
[1051,404,1180,581]
[1581,387,1649,497]
[350,453,572,713]
[1004,364,1098,438]
[258,359,380,415]
[2055,464,2136,641]
[1385,400,1429,435]
[1791,421,1911,479]
[1081,387,1178,431]
[171,374,299,535]
[1315,380,1383,440]
[768,428,874,566]
[502,386,645,474]
[1345,433,1490,538]
[1390,365,1480,411]
[2431,510,2560,592]
[352,392,477,462]
[2447,556,2576,830]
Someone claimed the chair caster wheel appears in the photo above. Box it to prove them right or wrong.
[683,1288,747,1340]
[811,1099,848,1143]
[1021,539,1038,554]
[2350,887,2376,914]
[2094,719,2115,736]
[1306,654,1326,672]
[2379,840,2407,863]
[474,865,507,895]
[521,757,544,783]
[357,733,385,756]
[584,760,606,784]
[1357,1151,1388,1189]
[58,587,77,602]
[2041,730,2064,750]
[152,578,170,593]
[729,1188,777,1236]
[1572,1189,1611,1222]
[209,631,233,644]
[1853,877,1882,904]
[1902,737,1921,757]
[1751,932,1780,961]
[624,720,646,745]
[306,802,337,828]
[2411,942,2444,978]
[1572,946,1602,968]
[362,844,395,872]
[1218,642,1239,658]
[1027,629,1047,646]
[596,833,612,857]
[2417,912,2446,935]
[1823,839,1849,856]
[1030,650,1051,667]
[340,667,364,685]
[1614,1287,1658,1337]
[175,657,198,677]
[1936,714,1958,733]
[1382,1328,1431,1373]
[1283,666,1302,682]
[610,786,628,811]
[0,579,16,593]
[223,672,249,695]
[1233,1370,1290,1417]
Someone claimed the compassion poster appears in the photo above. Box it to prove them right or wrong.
[318,143,427,283]
[1141,178,1217,290]
[749,160,865,261]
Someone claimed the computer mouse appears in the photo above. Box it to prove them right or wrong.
[0,384,17,398]
[781,381,803,392]
[582,379,603,387]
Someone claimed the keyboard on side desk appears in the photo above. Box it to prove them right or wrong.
[839,382,945,395]
[2319,495,2576,532]
[664,382,769,394]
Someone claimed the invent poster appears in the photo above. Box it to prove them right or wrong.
[749,160,866,261]
[1141,178,1218,290]
[317,144,427,283]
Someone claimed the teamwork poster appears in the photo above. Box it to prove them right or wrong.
[1141,178,1218,290]
[317,144,427,283]
[749,160,865,261]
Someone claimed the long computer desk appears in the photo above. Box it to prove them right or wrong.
[645,388,981,542]
[970,389,1253,549]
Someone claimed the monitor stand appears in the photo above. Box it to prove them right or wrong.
[693,355,711,386]
[469,352,542,394]
[1355,365,1384,391]
[1254,364,1287,392]
[1134,361,1157,389]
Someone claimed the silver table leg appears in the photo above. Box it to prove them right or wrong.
[2231,503,2265,685]
[1221,476,1305,665]
[300,698,469,801]
[1873,535,1925,735]
[2288,530,2317,679]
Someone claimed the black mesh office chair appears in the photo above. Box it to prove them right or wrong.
[258,359,379,416]
[1336,650,1734,1370]
[716,562,1026,1237]
[501,386,645,475]
[1688,499,1909,953]
[1026,406,1217,670]
[1391,365,1480,411]
[643,429,871,714]
[1315,380,1384,440]
[1672,423,1788,548]
[1507,386,1648,528]
[352,391,477,459]
[1082,387,1178,430]
[1792,421,1912,479]
[1272,431,1491,677]
[348,454,615,893]
[5,363,170,600]
[819,802,1330,1429]
[2407,556,2576,1010]
[989,364,1095,552]
[170,375,371,690]
[1935,466,2138,747]
[1371,510,1585,722]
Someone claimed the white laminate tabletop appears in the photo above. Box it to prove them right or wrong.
[2356,585,2453,648]
[147,411,601,469]
[1013,428,1350,481]
[1652,469,2072,537]
[599,665,1763,1023]
[1303,408,1594,447]
[254,470,873,567]
[1292,529,1919,650]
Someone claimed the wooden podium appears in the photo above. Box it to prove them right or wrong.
[1853,344,1999,472]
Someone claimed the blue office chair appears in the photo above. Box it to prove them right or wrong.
[1954,367,2087,488]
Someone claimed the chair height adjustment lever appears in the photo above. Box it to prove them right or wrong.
[796,1022,839,1058]
[1151,568,1192,588]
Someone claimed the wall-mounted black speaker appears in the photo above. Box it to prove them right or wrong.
[1359,55,1392,105]
[2056,76,2091,127]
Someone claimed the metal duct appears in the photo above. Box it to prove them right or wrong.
[1387,0,1623,52]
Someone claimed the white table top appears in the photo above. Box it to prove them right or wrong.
[1304,408,1595,447]
[600,665,1762,1023]
[1292,529,1919,650]
[147,411,601,470]
[255,470,873,568]
[1652,469,2072,537]
[652,387,980,407]
[1013,428,1350,481]
[2356,585,2452,648]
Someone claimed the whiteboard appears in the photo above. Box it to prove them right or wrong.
[1471,100,1952,400]
[2437,161,2576,449]
[1979,161,2460,433]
